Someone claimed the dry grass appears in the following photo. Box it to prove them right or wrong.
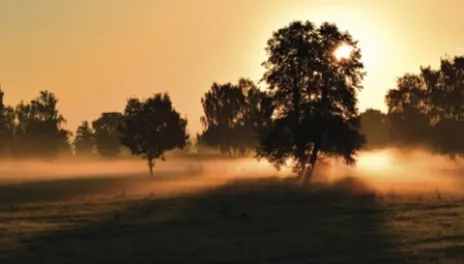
[1,170,464,263]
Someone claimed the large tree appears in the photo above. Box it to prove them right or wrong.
[73,120,95,156]
[119,93,188,175]
[92,112,123,158]
[198,78,273,156]
[0,89,15,156]
[256,21,365,183]
[13,91,71,158]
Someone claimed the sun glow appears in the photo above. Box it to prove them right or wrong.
[356,151,393,172]
[334,43,354,60]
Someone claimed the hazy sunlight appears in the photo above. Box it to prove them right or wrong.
[356,151,392,172]
[334,43,354,60]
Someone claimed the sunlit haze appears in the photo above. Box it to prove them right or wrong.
[2,149,464,197]
[1,0,464,134]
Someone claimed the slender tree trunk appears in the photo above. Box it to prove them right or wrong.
[300,73,330,185]
[300,142,320,185]
[147,158,154,176]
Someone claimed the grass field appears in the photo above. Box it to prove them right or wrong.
[1,164,464,263]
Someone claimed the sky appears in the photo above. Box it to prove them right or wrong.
[1,0,463,134]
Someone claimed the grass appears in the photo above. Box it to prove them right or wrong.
[1,173,464,263]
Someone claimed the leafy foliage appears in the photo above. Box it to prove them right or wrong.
[92,112,123,158]
[198,79,273,156]
[13,91,71,158]
[385,56,464,157]
[73,121,95,156]
[256,21,365,181]
[120,93,188,175]
[359,109,392,150]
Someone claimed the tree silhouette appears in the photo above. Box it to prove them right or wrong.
[386,56,464,157]
[198,80,247,155]
[73,121,95,157]
[198,78,272,156]
[0,89,15,156]
[119,93,188,175]
[13,91,71,158]
[359,109,392,149]
[385,74,433,147]
[256,21,365,183]
[92,112,123,158]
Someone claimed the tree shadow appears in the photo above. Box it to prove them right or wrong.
[0,171,202,207]
[1,178,407,264]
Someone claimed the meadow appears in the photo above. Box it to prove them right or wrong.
[1,153,464,263]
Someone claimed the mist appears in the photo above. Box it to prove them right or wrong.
[1,148,464,200]
[314,147,464,196]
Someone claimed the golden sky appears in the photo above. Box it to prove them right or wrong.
[1,0,463,134]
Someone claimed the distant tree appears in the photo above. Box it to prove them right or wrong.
[73,120,95,156]
[13,91,71,158]
[385,74,433,147]
[119,93,188,175]
[198,81,246,155]
[256,21,365,183]
[0,89,15,156]
[429,56,464,157]
[92,112,123,158]
[359,109,392,149]
[386,56,464,157]
[198,78,272,156]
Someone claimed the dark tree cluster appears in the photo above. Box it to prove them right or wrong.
[357,56,464,157]
[385,56,464,157]
[0,89,188,174]
[2,19,462,179]
[197,79,273,156]
[358,109,392,150]
[0,90,71,159]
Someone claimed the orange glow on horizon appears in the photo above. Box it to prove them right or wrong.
[0,1,463,134]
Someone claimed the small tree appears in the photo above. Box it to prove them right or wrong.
[73,120,95,156]
[120,93,188,175]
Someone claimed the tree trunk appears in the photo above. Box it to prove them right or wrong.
[299,73,329,185]
[300,142,320,185]
[147,158,154,176]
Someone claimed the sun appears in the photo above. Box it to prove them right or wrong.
[334,43,354,60]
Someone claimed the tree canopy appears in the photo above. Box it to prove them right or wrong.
[198,79,273,156]
[13,91,71,159]
[386,56,464,157]
[120,93,189,175]
[256,21,365,183]
[359,109,391,150]
[73,120,95,156]
[92,112,123,158]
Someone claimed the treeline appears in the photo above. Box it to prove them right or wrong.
[360,56,464,158]
[1,20,463,179]
[0,90,188,174]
